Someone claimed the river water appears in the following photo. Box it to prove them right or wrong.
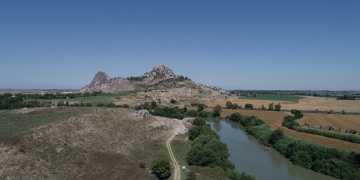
[207,120,337,180]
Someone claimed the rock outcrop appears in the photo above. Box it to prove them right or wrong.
[79,64,228,96]
[128,110,150,120]
[80,71,134,93]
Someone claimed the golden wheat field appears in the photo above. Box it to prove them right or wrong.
[206,96,360,113]
[298,113,360,132]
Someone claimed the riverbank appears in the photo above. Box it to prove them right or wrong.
[207,120,337,180]
[225,112,360,179]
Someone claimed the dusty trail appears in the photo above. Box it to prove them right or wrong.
[166,134,180,180]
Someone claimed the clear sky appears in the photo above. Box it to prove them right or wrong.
[1,1,359,90]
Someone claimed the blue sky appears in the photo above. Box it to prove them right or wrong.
[1,1,359,90]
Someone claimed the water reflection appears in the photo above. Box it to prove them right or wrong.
[212,119,222,132]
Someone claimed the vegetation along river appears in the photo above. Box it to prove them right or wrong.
[207,120,337,180]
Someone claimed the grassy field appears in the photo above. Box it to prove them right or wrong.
[171,134,191,180]
[0,107,179,179]
[214,108,360,152]
[239,94,303,102]
[0,107,93,137]
[24,91,140,106]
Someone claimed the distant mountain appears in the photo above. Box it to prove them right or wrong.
[80,64,227,96]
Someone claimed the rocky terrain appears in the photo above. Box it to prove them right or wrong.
[80,64,228,97]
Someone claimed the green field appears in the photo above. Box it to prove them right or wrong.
[0,107,94,138]
[25,90,139,105]
[239,94,303,102]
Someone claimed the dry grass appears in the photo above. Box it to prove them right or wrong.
[0,107,188,179]
[298,113,360,132]
[207,96,360,113]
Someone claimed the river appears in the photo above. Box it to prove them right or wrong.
[207,120,337,180]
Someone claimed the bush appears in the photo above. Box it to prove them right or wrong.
[227,169,256,180]
[290,109,303,119]
[193,117,206,127]
[197,111,212,118]
[139,161,146,168]
[240,116,264,127]
[170,99,176,104]
[228,112,242,122]
[268,129,284,144]
[244,103,253,110]
[151,156,171,179]
[213,105,222,117]
[186,110,198,117]
[282,115,299,129]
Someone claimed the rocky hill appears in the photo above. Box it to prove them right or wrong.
[79,64,227,96]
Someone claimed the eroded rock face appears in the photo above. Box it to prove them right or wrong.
[79,71,134,93]
[128,110,150,120]
[79,64,228,96]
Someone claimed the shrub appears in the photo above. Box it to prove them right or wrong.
[151,156,171,179]
[213,105,222,117]
[290,109,303,119]
[269,129,284,144]
[139,161,146,168]
[244,103,253,110]
[193,117,206,127]
[228,113,242,122]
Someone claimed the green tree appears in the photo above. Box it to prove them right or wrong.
[231,103,239,109]
[151,156,171,180]
[268,102,274,110]
[291,109,304,119]
[151,101,158,109]
[261,104,266,110]
[244,103,253,110]
[213,105,222,117]
[197,104,205,112]
[226,101,233,109]
[193,118,206,126]
[274,103,281,111]
[57,101,65,106]
[268,129,284,144]
[229,112,242,122]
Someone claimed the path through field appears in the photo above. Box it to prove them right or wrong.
[166,134,180,180]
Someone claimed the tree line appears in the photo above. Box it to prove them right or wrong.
[0,94,40,110]
[225,101,281,111]
[135,102,222,120]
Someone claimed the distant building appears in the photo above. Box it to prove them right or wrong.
[60,92,74,94]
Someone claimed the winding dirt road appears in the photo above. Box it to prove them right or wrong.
[166,135,181,180]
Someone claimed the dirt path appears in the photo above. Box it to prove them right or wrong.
[166,134,180,180]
